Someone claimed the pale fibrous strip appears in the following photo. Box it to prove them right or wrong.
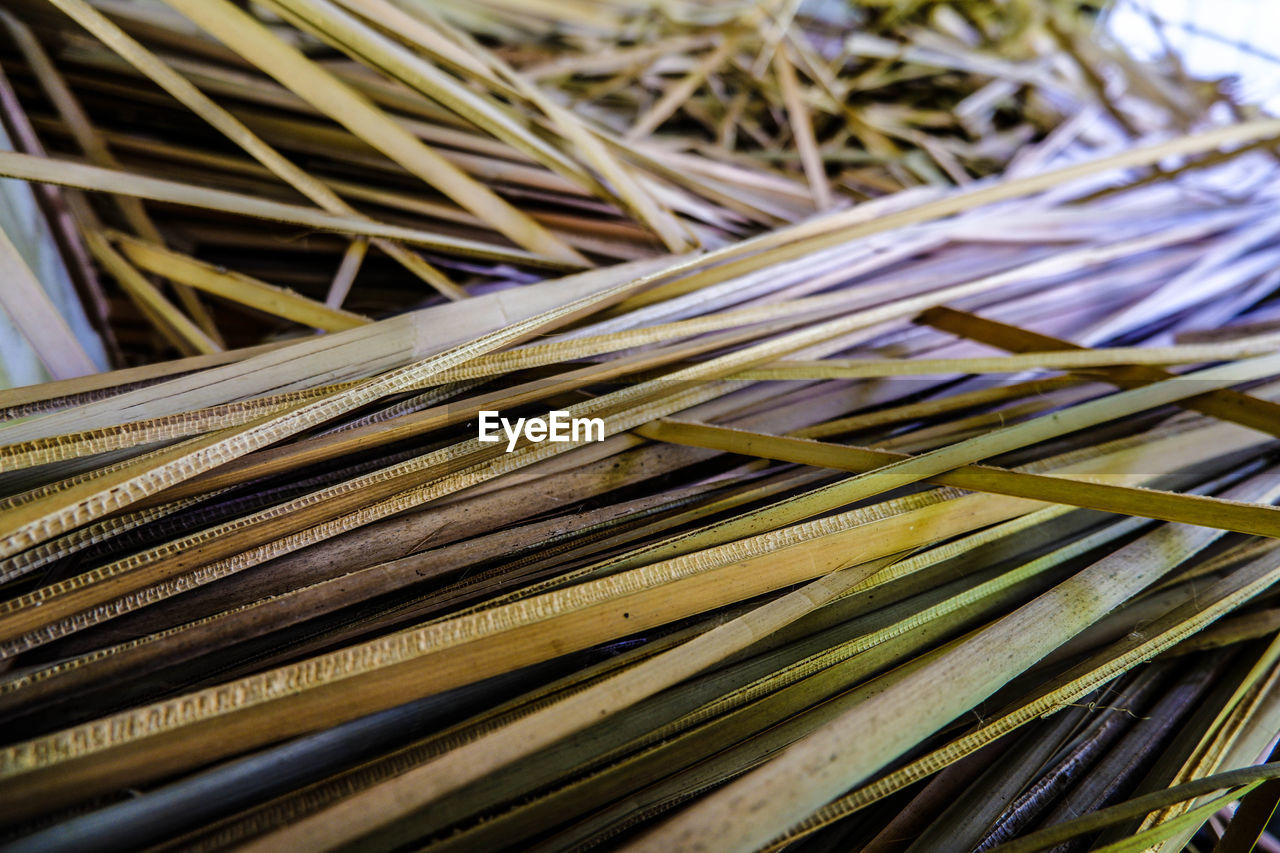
[0,341,288,419]
[634,419,1280,537]
[917,304,1280,438]
[736,340,1280,379]
[108,232,372,332]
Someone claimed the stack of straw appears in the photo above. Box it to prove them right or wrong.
[3,2,1280,852]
